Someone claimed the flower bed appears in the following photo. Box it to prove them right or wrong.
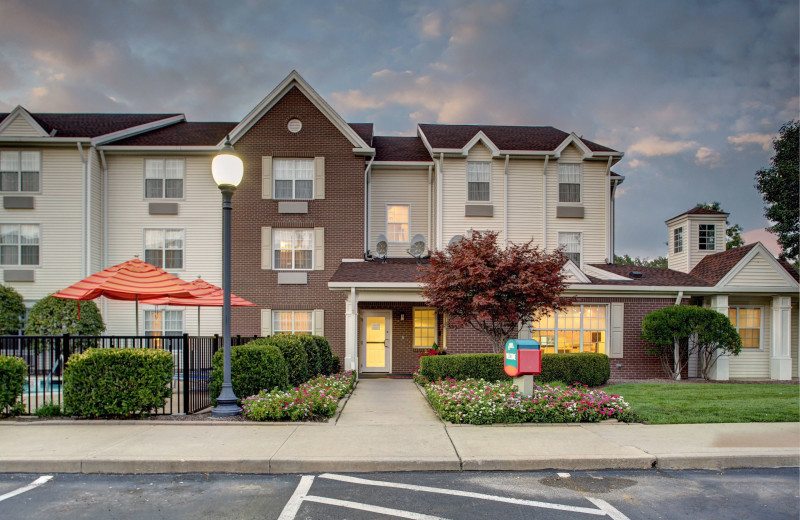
[241,371,356,421]
[424,378,636,424]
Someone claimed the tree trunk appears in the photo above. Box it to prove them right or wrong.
[673,338,681,380]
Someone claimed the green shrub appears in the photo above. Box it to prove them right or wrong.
[311,335,334,375]
[420,352,611,387]
[35,400,62,417]
[331,355,341,374]
[25,295,105,336]
[295,335,324,376]
[63,348,172,417]
[263,336,309,387]
[210,341,289,405]
[0,355,26,414]
[0,285,25,334]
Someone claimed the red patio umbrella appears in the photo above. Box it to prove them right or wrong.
[51,259,211,334]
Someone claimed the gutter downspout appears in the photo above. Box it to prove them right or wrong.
[610,178,619,261]
[503,154,509,248]
[87,146,96,275]
[605,156,613,263]
[427,164,432,251]
[99,150,108,269]
[674,291,684,306]
[542,155,549,249]
[363,155,375,255]
[437,153,444,249]
[77,143,87,277]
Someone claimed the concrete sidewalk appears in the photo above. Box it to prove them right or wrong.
[0,379,797,474]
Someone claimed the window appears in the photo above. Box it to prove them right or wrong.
[467,161,490,201]
[145,310,183,336]
[144,159,184,198]
[387,205,409,242]
[558,163,581,203]
[273,229,313,270]
[273,310,313,335]
[414,307,437,349]
[728,307,761,349]
[530,305,607,354]
[144,229,184,269]
[558,232,581,265]
[699,224,715,250]
[274,159,314,199]
[0,224,39,266]
[0,151,40,192]
[674,227,683,253]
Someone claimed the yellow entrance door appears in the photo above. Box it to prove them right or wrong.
[365,315,387,369]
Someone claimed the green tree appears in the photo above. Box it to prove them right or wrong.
[695,202,744,249]
[755,120,799,262]
[0,285,26,334]
[24,296,105,336]
[613,254,669,269]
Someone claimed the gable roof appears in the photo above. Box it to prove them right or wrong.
[104,122,237,146]
[348,123,374,146]
[689,244,756,285]
[0,112,183,138]
[586,264,711,286]
[373,136,432,162]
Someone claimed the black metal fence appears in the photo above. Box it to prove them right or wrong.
[0,334,261,416]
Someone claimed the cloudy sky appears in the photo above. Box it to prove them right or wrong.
[1,0,797,259]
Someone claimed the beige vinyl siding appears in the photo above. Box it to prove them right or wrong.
[89,148,104,273]
[728,296,771,379]
[0,147,84,300]
[727,253,791,287]
[791,301,798,379]
[546,144,607,264]
[666,219,688,273]
[103,154,222,335]
[370,167,429,257]
[506,157,543,245]
[0,115,42,137]
[688,218,726,271]
[441,142,504,243]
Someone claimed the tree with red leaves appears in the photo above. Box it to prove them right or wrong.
[417,230,573,354]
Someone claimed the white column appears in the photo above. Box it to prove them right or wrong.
[708,295,730,381]
[771,296,792,380]
[345,287,359,372]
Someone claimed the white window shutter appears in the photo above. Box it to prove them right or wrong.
[314,156,325,199]
[609,303,624,358]
[313,309,324,336]
[314,227,325,270]
[260,309,272,337]
[262,156,273,199]
[261,226,272,270]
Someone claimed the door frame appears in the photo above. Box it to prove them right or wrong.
[360,310,392,373]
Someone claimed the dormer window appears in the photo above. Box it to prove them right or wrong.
[145,159,184,199]
[558,163,581,203]
[467,161,490,201]
[699,224,716,250]
[674,227,683,253]
[0,151,40,192]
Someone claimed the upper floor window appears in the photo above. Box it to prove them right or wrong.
[674,227,684,253]
[558,163,581,203]
[145,159,184,199]
[414,307,437,349]
[387,205,409,242]
[728,307,761,349]
[274,159,314,199]
[273,229,313,270]
[467,161,490,201]
[145,309,183,336]
[0,151,40,192]
[0,224,39,266]
[144,228,184,269]
[273,310,312,335]
[558,232,582,265]
[699,224,716,250]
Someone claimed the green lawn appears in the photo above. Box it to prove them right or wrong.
[603,383,800,424]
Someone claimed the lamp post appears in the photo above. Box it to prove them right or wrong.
[211,136,244,417]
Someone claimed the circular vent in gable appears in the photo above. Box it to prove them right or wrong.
[287,118,302,133]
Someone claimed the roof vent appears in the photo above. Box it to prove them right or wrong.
[629,271,643,279]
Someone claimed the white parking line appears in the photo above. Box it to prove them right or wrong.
[277,475,315,520]
[586,498,632,520]
[304,495,449,520]
[0,475,53,503]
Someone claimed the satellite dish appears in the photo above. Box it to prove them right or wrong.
[375,234,388,264]
[448,235,464,248]
[407,234,426,263]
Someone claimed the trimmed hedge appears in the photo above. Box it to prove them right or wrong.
[63,348,172,417]
[296,335,324,376]
[311,335,334,375]
[331,355,341,374]
[0,355,26,414]
[419,352,611,387]
[263,336,310,387]
[210,342,289,405]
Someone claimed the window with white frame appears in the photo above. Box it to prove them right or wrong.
[144,159,184,199]
[0,224,39,266]
[413,307,437,349]
[558,232,581,265]
[387,205,409,242]
[0,151,40,192]
[144,229,184,269]
[558,163,581,203]
[530,305,607,354]
[145,309,183,336]
[273,229,313,270]
[699,224,716,250]
[728,307,761,349]
[467,161,490,201]
[274,159,314,199]
[273,310,313,335]
[674,227,684,253]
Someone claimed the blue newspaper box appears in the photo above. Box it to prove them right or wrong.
[504,339,541,377]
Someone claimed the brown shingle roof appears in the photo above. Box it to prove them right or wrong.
[668,206,729,221]
[418,124,618,153]
[107,122,237,146]
[586,264,712,286]
[15,113,182,138]
[330,259,427,283]
[373,136,432,162]
[348,123,374,146]
[690,243,799,284]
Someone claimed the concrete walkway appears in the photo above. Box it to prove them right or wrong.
[0,379,797,474]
